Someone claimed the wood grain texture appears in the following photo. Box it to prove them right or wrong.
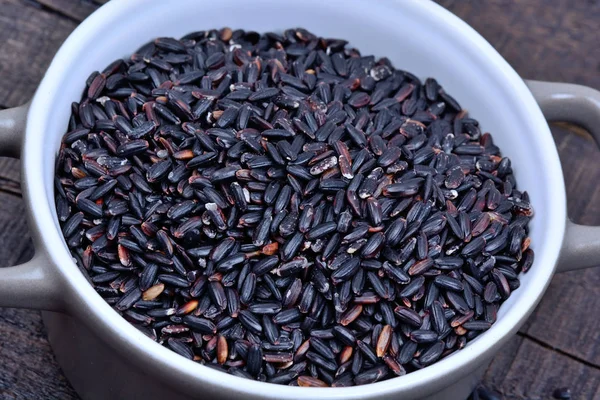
[0,192,78,400]
[0,0,77,108]
[0,308,78,400]
[486,335,600,399]
[436,0,600,89]
[33,0,97,23]
[0,0,598,398]
[521,126,600,366]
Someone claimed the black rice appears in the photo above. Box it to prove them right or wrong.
[55,27,534,387]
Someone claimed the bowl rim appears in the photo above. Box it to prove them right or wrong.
[24,0,566,397]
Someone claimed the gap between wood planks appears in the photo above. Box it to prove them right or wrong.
[22,0,76,24]
[517,332,600,371]
[25,0,99,24]
[0,178,21,197]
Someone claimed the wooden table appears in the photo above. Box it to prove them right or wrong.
[0,1,599,398]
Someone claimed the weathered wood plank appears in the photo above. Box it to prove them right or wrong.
[0,0,77,108]
[483,334,600,399]
[34,0,99,23]
[0,0,79,191]
[0,309,78,400]
[482,335,525,390]
[520,126,600,366]
[0,191,77,399]
[0,196,32,268]
[436,0,600,89]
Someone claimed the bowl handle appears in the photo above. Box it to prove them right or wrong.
[0,103,64,311]
[526,80,600,272]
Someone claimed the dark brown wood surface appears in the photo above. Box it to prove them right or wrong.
[0,0,599,398]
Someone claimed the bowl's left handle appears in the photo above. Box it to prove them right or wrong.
[526,80,600,273]
[0,104,64,311]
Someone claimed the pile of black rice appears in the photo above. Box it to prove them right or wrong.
[55,27,535,387]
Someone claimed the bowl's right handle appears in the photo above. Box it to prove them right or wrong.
[526,80,600,272]
[0,103,64,311]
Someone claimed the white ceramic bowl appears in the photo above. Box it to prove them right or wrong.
[1,0,599,399]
